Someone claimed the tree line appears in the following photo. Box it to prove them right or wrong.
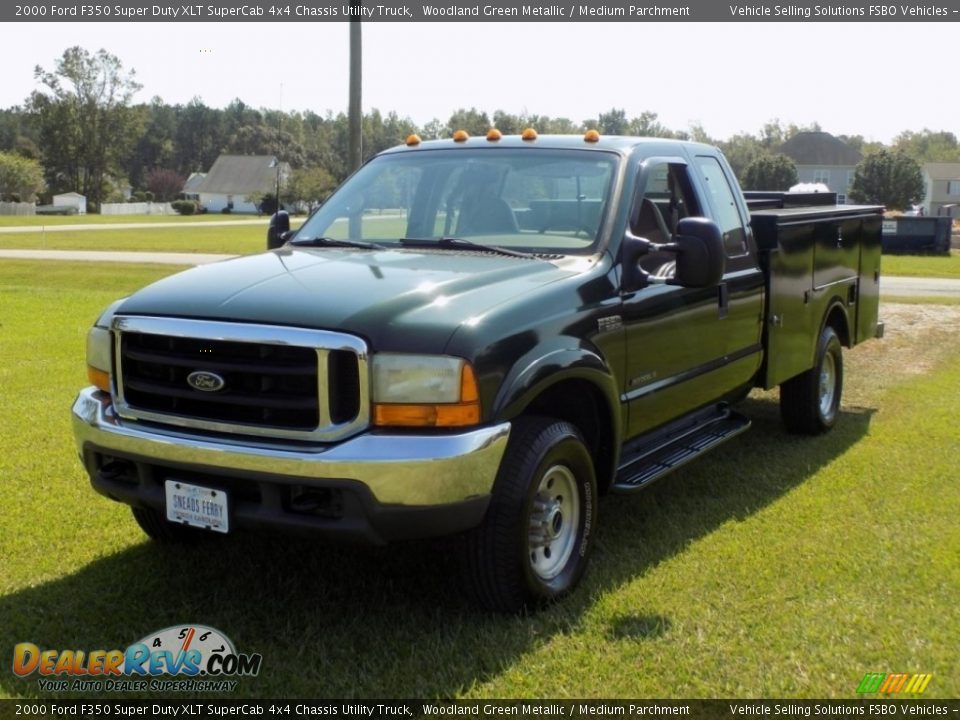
[0,46,956,212]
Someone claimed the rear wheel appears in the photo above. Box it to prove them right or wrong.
[131,506,211,544]
[780,325,843,435]
[463,417,597,612]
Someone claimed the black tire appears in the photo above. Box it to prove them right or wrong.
[780,325,843,435]
[131,506,211,544]
[462,417,598,613]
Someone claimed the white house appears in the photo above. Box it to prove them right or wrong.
[191,155,289,214]
[52,192,87,215]
[182,172,206,203]
[920,163,960,217]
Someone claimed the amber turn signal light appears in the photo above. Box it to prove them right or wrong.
[87,366,111,393]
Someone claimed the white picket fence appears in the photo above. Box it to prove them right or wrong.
[101,202,175,216]
[0,202,36,216]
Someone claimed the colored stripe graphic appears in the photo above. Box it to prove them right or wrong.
[857,672,932,694]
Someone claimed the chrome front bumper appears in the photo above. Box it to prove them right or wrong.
[72,388,510,540]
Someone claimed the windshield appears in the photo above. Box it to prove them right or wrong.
[295,148,618,254]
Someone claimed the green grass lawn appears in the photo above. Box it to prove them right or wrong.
[0,218,415,256]
[0,214,270,226]
[881,249,960,279]
[0,259,957,700]
[0,225,265,255]
[879,295,960,306]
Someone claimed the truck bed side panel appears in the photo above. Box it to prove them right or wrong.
[754,216,817,388]
[856,214,882,344]
[752,205,884,389]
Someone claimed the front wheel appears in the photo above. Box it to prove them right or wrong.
[780,325,844,435]
[462,417,597,613]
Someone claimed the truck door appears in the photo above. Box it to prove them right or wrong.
[620,158,764,439]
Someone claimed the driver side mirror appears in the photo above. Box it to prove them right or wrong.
[670,217,725,288]
[267,210,291,250]
[620,216,725,291]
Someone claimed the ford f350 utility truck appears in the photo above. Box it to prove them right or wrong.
[73,132,883,612]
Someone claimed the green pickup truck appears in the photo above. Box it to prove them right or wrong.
[73,132,883,611]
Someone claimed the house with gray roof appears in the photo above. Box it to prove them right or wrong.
[780,132,862,204]
[182,172,206,202]
[920,162,960,217]
[192,155,290,214]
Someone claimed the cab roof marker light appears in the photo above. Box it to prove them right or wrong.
[521,128,538,141]
[584,129,601,143]
[405,133,422,146]
[452,129,470,142]
[486,128,502,142]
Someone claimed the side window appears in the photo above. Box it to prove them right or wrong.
[632,162,700,244]
[695,156,748,257]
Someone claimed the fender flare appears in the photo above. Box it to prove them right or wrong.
[490,339,623,480]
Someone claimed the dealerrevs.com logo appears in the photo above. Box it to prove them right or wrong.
[13,624,262,693]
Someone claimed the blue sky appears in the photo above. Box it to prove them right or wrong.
[1,22,954,144]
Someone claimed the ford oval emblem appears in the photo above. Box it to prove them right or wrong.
[186,370,226,393]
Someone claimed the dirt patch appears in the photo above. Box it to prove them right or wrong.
[878,302,960,343]
[842,302,960,404]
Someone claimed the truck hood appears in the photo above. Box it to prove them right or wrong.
[117,247,579,352]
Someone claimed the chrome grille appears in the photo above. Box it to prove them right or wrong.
[112,317,369,442]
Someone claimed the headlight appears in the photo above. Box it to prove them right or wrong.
[85,300,124,393]
[371,354,480,428]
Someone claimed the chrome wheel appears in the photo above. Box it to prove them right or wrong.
[528,464,580,581]
[780,324,843,435]
[819,350,837,420]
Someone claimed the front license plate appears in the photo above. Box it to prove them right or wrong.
[164,480,229,534]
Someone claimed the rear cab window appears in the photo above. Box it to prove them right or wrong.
[694,155,750,258]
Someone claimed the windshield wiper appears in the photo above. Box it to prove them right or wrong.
[289,236,384,250]
[399,236,534,259]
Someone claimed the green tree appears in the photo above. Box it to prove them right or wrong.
[756,119,811,149]
[594,108,629,135]
[284,166,337,212]
[226,124,307,167]
[627,111,677,138]
[687,123,715,145]
[0,151,45,201]
[492,110,522,135]
[128,97,178,188]
[174,98,228,175]
[0,107,40,159]
[420,118,445,140]
[719,133,766,181]
[848,149,925,210]
[29,46,143,210]
[538,116,580,134]
[446,108,492,136]
[891,129,960,163]
[363,109,417,160]
[758,119,788,149]
[836,134,885,159]
[742,153,799,191]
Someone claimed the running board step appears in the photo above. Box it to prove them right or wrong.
[612,410,751,493]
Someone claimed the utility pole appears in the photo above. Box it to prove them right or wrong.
[348,20,362,173]
[276,83,283,213]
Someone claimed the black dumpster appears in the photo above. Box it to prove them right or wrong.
[881,216,952,254]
